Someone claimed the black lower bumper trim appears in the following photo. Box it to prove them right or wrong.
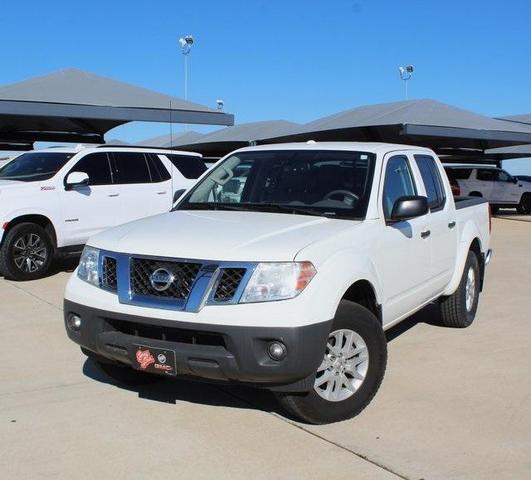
[64,300,331,390]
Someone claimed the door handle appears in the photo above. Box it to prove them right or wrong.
[448,221,456,229]
[156,191,167,195]
[107,193,120,197]
[421,230,431,239]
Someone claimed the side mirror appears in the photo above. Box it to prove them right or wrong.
[390,196,429,221]
[513,177,518,184]
[173,189,186,203]
[65,171,89,190]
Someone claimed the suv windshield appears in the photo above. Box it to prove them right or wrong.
[179,150,376,219]
[0,152,74,182]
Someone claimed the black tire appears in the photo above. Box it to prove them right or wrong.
[276,301,387,424]
[0,223,54,280]
[82,348,162,386]
[490,205,499,215]
[517,193,531,214]
[469,192,482,197]
[439,250,480,328]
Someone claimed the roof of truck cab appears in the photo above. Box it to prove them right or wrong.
[232,141,435,155]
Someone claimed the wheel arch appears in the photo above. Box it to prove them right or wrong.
[341,280,382,324]
[443,235,483,297]
[2,214,57,249]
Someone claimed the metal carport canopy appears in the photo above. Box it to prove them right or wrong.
[174,120,301,157]
[0,68,234,146]
[262,99,531,151]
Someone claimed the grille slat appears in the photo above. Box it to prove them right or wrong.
[101,257,117,291]
[130,258,201,300]
[213,268,246,302]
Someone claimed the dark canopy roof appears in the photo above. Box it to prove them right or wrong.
[0,68,233,145]
[139,131,203,148]
[263,99,531,152]
[176,120,301,157]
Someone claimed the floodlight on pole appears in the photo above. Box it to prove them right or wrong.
[399,64,414,100]
[179,35,194,101]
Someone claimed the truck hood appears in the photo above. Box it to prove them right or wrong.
[0,179,26,188]
[88,210,360,262]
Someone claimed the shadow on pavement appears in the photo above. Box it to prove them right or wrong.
[82,357,285,416]
[81,302,447,419]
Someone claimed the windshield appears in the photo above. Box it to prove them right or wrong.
[179,150,376,219]
[0,152,74,182]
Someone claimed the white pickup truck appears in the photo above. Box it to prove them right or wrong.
[0,146,206,280]
[64,142,492,424]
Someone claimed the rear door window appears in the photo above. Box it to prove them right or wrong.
[69,153,112,186]
[445,168,472,180]
[166,154,207,179]
[110,152,152,184]
[382,155,417,219]
[477,169,497,181]
[146,153,171,182]
[414,155,446,211]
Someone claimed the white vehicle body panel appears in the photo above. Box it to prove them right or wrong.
[65,142,491,331]
[0,147,204,248]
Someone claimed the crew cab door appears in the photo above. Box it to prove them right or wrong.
[413,154,458,291]
[62,152,121,246]
[378,154,432,323]
[109,152,172,222]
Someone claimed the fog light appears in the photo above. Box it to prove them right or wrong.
[267,341,287,361]
[67,314,82,331]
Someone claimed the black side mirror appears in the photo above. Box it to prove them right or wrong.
[390,196,429,221]
[513,177,518,184]
[173,189,186,203]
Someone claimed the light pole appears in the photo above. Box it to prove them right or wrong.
[179,35,194,100]
[399,65,414,100]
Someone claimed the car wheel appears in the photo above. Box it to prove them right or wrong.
[0,223,54,280]
[82,349,163,386]
[276,301,387,424]
[439,250,480,328]
[517,193,531,214]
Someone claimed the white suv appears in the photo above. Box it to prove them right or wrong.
[0,146,206,280]
[445,165,531,214]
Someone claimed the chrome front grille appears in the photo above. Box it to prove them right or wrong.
[97,250,255,311]
[130,258,201,299]
[101,256,117,291]
[213,268,247,302]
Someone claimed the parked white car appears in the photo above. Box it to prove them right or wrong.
[0,146,206,280]
[444,165,531,213]
[64,142,491,424]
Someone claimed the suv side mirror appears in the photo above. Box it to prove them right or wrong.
[513,177,518,184]
[65,171,89,190]
[390,196,429,221]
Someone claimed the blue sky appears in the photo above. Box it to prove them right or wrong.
[1,0,531,173]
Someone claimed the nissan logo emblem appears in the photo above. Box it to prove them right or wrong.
[150,268,174,292]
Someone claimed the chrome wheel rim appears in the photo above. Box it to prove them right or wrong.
[13,233,48,273]
[314,328,369,402]
[465,267,476,312]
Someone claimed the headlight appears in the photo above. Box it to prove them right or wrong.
[240,262,316,303]
[77,246,100,287]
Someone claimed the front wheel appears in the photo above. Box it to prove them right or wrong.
[439,250,480,328]
[276,301,387,424]
[0,223,54,280]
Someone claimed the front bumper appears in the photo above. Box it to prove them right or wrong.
[64,300,331,391]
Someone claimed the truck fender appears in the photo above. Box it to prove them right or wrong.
[308,251,383,322]
[442,222,482,296]
[3,208,63,247]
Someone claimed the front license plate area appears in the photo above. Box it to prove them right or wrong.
[131,344,177,376]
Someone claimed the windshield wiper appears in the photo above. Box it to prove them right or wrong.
[178,202,251,212]
[179,202,334,217]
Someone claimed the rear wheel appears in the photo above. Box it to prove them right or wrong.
[276,301,387,424]
[439,250,480,328]
[517,193,531,214]
[0,223,54,280]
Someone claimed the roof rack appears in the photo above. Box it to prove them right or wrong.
[95,144,198,151]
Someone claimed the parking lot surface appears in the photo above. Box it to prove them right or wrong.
[0,217,530,480]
